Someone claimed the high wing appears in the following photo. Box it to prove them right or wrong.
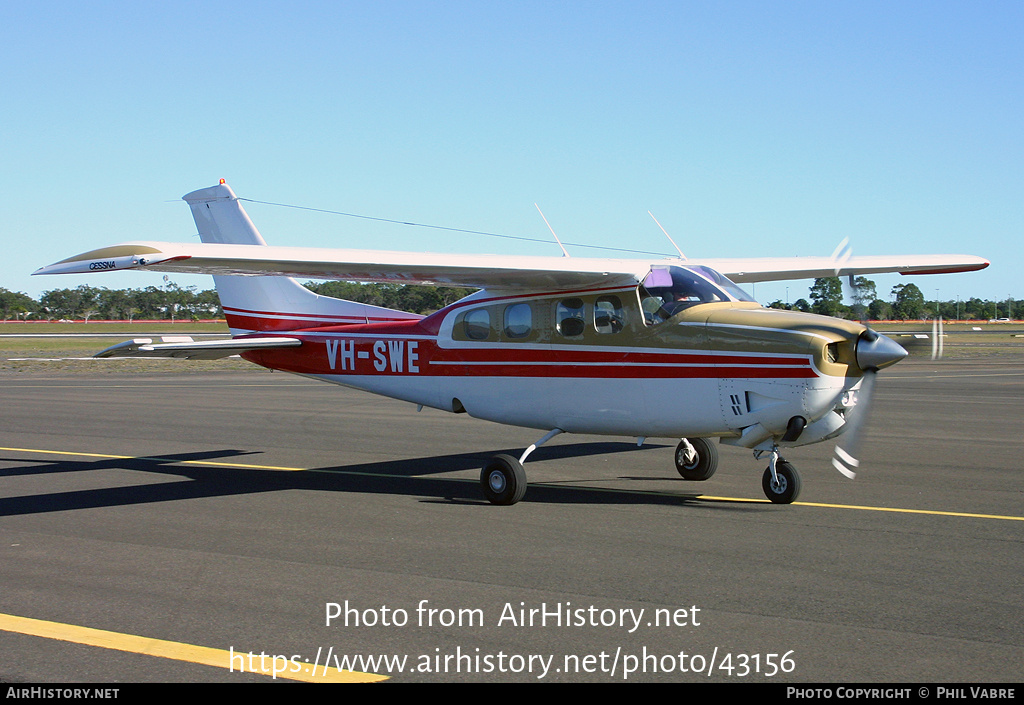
[94,335,302,360]
[696,255,990,283]
[33,241,988,290]
[34,241,648,291]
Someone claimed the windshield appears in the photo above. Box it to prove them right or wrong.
[640,265,757,324]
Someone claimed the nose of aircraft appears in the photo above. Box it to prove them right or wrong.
[855,331,908,371]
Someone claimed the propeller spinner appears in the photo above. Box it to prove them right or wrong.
[832,329,907,478]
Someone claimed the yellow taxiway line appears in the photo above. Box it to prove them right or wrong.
[0,613,386,683]
[1,444,1019,676]
[2,445,1021,522]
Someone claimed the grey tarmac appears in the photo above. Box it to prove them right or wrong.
[0,356,1021,682]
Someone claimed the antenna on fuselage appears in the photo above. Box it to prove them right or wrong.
[535,204,570,257]
[648,211,686,260]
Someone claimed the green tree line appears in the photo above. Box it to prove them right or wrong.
[768,277,1018,321]
[301,281,476,314]
[0,277,1014,322]
[0,280,476,321]
[0,283,222,322]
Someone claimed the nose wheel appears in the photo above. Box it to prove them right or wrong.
[761,459,801,504]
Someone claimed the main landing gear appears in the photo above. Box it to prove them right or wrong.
[480,429,562,506]
[481,455,527,505]
[674,438,718,481]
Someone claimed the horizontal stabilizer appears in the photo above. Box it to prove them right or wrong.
[94,336,302,360]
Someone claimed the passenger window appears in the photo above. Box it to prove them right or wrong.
[504,303,532,339]
[594,296,624,334]
[556,298,585,338]
[463,308,491,340]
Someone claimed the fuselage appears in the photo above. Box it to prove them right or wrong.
[240,280,870,446]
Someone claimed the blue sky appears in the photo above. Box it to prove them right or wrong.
[2,1,1020,307]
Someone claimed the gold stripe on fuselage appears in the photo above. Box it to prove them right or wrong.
[448,290,864,380]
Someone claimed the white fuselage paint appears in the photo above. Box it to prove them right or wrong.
[295,336,850,439]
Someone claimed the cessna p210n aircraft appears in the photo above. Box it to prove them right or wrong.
[35,181,989,505]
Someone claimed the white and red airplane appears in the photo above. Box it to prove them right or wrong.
[35,181,989,505]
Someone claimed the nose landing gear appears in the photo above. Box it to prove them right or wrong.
[758,448,801,504]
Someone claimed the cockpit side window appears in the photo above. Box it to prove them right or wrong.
[641,269,717,322]
[640,266,754,325]
[639,286,670,325]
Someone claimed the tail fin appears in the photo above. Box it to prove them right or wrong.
[183,182,420,334]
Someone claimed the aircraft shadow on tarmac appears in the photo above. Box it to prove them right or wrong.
[0,442,761,515]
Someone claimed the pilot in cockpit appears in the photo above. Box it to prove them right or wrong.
[661,282,705,316]
[641,267,726,322]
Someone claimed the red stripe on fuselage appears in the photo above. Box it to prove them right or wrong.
[223,306,424,333]
[241,334,818,380]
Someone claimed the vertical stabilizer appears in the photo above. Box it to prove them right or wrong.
[183,182,421,333]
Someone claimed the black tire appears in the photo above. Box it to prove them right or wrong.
[761,461,801,504]
[481,454,527,505]
[674,438,718,481]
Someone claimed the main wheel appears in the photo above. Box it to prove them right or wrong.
[674,438,718,481]
[761,461,801,504]
[481,454,527,505]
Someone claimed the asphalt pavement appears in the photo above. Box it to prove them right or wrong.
[1,356,1021,682]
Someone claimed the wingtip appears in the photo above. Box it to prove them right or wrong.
[897,256,990,276]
